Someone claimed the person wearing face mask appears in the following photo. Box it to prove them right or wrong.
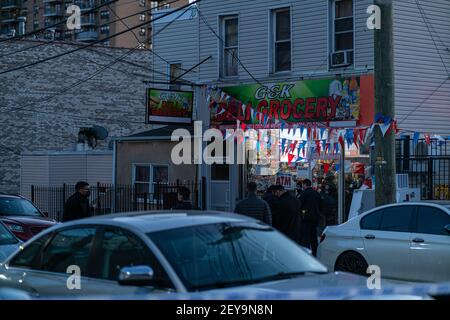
[62,181,92,222]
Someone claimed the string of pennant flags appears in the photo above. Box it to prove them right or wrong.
[206,85,450,163]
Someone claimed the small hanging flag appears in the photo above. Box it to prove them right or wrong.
[242,104,247,117]
[323,163,331,175]
[322,139,327,151]
[425,134,431,145]
[320,128,326,140]
[300,126,305,138]
[307,127,312,141]
[315,140,321,156]
[288,153,296,165]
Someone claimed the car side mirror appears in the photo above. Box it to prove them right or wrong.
[445,224,450,234]
[118,265,154,286]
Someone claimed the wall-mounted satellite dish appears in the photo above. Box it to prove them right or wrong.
[78,125,109,149]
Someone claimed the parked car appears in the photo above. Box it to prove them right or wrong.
[0,194,57,241]
[0,221,21,262]
[0,211,404,298]
[317,202,450,283]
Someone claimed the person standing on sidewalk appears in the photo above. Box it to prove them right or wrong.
[234,182,272,225]
[62,181,92,222]
[298,179,323,256]
[271,185,302,243]
[173,187,195,210]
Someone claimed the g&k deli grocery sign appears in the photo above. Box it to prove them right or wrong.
[211,76,373,125]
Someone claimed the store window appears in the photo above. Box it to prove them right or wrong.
[169,63,182,90]
[133,164,169,196]
[271,8,291,73]
[220,15,239,77]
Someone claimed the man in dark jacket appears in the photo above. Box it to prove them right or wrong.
[62,181,92,222]
[173,187,195,210]
[262,185,278,214]
[298,179,323,256]
[271,185,301,243]
[234,182,272,225]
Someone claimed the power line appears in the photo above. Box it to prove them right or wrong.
[415,0,450,76]
[3,45,140,114]
[0,0,187,61]
[196,7,276,95]
[0,0,200,76]
[0,4,196,116]
[0,0,119,44]
[398,78,448,124]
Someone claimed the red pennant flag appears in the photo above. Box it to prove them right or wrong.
[307,127,312,140]
[354,129,359,146]
[315,140,321,156]
[324,163,331,174]
[338,135,345,149]
[241,122,247,131]
[288,153,295,165]
[425,134,431,145]
[359,129,366,146]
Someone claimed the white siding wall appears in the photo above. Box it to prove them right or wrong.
[20,155,49,199]
[393,0,450,134]
[355,0,375,70]
[152,0,450,134]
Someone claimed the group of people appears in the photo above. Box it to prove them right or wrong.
[64,179,332,256]
[62,181,196,222]
[234,180,327,256]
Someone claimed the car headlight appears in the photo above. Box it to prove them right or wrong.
[6,224,25,233]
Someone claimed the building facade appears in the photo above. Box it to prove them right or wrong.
[1,0,190,47]
[148,0,450,211]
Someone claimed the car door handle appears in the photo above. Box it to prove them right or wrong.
[412,238,425,243]
[364,234,375,240]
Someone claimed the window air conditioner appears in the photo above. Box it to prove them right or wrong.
[331,50,353,68]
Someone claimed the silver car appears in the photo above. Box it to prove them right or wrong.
[0,211,421,298]
[0,222,21,262]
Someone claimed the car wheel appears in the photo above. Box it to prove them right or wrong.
[335,251,368,276]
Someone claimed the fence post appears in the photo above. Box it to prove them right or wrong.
[133,183,137,211]
[144,192,148,211]
[202,176,207,210]
[31,185,35,203]
[96,182,101,215]
[157,181,162,210]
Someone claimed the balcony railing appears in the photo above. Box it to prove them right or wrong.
[0,0,20,10]
[75,30,99,42]
[0,12,18,22]
[44,7,63,16]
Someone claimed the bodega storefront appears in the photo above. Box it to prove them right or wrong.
[207,74,374,220]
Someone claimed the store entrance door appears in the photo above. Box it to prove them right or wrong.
[210,164,231,211]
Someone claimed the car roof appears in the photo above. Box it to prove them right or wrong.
[0,194,22,199]
[58,211,259,234]
[357,201,450,219]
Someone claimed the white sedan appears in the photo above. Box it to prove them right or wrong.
[317,202,450,283]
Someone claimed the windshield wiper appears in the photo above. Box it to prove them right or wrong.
[194,271,328,291]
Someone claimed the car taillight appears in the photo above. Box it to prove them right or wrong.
[320,233,326,243]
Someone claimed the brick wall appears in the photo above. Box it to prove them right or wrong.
[0,39,157,194]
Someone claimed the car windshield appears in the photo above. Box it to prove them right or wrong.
[0,198,42,217]
[0,223,19,245]
[148,222,328,291]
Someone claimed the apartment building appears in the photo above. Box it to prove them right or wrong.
[0,0,189,47]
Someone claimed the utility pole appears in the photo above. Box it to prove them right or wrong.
[374,0,396,205]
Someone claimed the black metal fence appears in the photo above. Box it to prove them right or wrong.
[396,137,450,200]
[31,180,205,222]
